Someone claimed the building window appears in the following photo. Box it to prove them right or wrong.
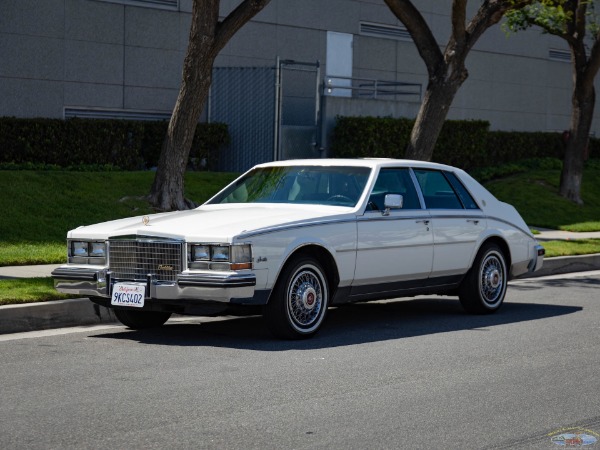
[548,49,570,62]
[359,22,412,42]
[64,107,172,121]
[93,0,179,10]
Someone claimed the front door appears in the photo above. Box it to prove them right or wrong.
[353,168,433,297]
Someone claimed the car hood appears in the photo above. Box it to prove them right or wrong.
[67,204,352,242]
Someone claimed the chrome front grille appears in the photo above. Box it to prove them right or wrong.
[108,239,183,282]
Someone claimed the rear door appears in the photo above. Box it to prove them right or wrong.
[412,169,486,277]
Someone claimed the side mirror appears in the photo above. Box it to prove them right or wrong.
[383,194,403,216]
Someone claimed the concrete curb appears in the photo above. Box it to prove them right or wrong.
[1,254,600,335]
[520,254,600,278]
[0,298,116,334]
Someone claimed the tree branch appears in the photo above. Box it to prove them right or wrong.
[451,0,468,49]
[584,30,600,85]
[574,0,587,40]
[214,0,271,53]
[384,0,444,76]
[466,0,534,51]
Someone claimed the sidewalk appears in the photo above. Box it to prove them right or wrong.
[533,228,600,241]
[1,229,600,334]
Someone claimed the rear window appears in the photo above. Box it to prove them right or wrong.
[413,169,463,209]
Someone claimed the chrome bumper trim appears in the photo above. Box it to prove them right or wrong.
[52,266,257,303]
[51,267,98,281]
[532,244,545,272]
[177,273,256,288]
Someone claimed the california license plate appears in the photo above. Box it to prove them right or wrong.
[111,283,146,308]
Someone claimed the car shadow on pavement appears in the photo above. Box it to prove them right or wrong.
[91,297,582,351]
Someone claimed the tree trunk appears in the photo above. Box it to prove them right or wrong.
[405,64,466,161]
[148,60,214,211]
[148,0,271,211]
[559,83,595,205]
[405,76,463,161]
[148,1,218,211]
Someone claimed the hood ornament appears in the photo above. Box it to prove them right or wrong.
[142,216,150,226]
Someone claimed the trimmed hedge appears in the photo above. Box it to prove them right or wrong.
[0,117,229,170]
[331,116,599,170]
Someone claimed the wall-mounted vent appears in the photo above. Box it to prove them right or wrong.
[359,22,412,41]
[95,0,179,10]
[549,49,571,62]
[64,107,171,121]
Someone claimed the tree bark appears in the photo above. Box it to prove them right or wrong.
[559,69,596,204]
[149,0,271,211]
[556,2,600,204]
[384,0,533,162]
[405,68,465,160]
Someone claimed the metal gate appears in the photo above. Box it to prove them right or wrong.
[210,67,276,173]
[209,59,321,173]
[276,58,321,161]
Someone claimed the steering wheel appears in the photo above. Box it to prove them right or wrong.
[327,194,353,203]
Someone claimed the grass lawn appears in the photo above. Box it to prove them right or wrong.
[542,239,600,257]
[0,166,599,268]
[0,278,77,306]
[484,168,600,231]
[0,170,238,265]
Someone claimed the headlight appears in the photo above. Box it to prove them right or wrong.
[192,245,210,261]
[90,242,106,257]
[72,241,89,257]
[211,245,230,262]
[189,244,252,270]
[68,240,107,265]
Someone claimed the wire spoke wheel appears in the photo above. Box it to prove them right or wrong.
[459,243,507,314]
[479,252,505,306]
[287,269,324,329]
[264,257,330,339]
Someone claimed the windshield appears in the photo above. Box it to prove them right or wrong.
[207,165,372,207]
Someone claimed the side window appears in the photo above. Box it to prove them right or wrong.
[413,169,463,209]
[367,168,421,211]
[444,172,480,209]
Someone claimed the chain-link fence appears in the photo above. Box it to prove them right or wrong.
[210,67,276,173]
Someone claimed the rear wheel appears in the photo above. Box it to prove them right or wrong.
[459,243,507,314]
[264,256,329,339]
[114,309,172,329]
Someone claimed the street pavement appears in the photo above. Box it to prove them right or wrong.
[1,270,600,449]
[0,229,599,334]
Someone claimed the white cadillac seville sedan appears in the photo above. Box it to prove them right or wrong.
[53,159,545,339]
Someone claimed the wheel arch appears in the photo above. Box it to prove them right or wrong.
[477,236,511,272]
[266,244,340,305]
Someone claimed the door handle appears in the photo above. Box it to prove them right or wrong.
[467,219,480,225]
[416,219,430,225]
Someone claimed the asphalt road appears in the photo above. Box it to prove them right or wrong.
[1,271,599,450]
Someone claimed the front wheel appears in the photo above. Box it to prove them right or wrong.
[459,243,507,314]
[264,256,330,339]
[114,309,172,329]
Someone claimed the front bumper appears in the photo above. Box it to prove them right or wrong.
[52,266,258,304]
